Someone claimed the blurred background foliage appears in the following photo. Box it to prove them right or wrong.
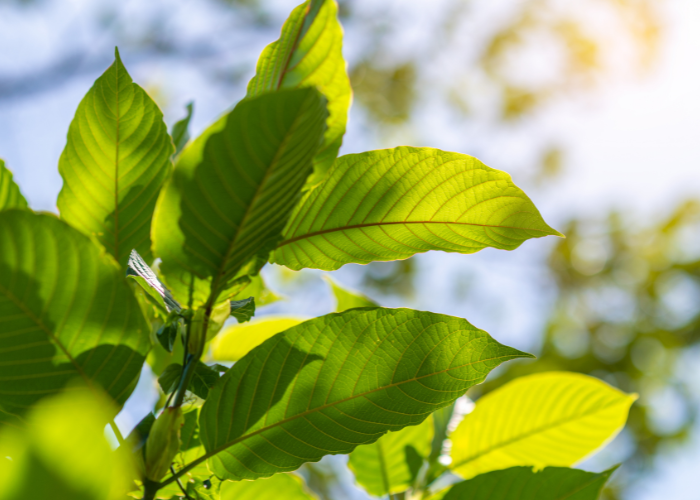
[2,0,698,499]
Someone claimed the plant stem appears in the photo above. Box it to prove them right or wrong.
[143,479,160,500]
[172,353,196,407]
[171,465,193,500]
[109,419,125,447]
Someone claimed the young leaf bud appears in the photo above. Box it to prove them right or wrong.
[144,407,183,482]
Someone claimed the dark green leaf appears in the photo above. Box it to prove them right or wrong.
[152,88,327,307]
[247,0,351,184]
[172,101,194,158]
[158,362,221,400]
[197,307,531,481]
[126,412,157,453]
[441,466,616,500]
[57,48,173,267]
[158,363,183,395]
[156,318,181,353]
[271,147,562,271]
[230,297,255,323]
[0,211,150,425]
[0,159,28,211]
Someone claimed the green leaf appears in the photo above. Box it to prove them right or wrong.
[0,211,150,425]
[172,101,194,158]
[449,372,636,480]
[127,249,181,314]
[210,316,308,362]
[429,401,454,463]
[230,297,255,323]
[270,147,562,271]
[158,362,221,400]
[197,307,531,481]
[152,87,327,307]
[324,276,377,311]
[441,466,616,500]
[247,0,351,184]
[0,159,28,211]
[220,473,316,500]
[158,363,183,394]
[0,388,137,500]
[348,415,433,496]
[57,48,174,268]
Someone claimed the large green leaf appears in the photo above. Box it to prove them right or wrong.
[152,88,327,307]
[0,159,27,211]
[348,415,433,496]
[57,49,173,268]
[0,211,150,426]
[220,473,316,500]
[449,372,636,480]
[0,389,137,500]
[247,0,351,183]
[440,466,615,500]
[270,147,562,271]
[191,307,530,481]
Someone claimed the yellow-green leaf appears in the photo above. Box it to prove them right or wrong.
[247,0,351,184]
[271,147,562,271]
[210,316,308,362]
[57,49,173,268]
[348,416,433,497]
[0,388,137,500]
[324,276,377,311]
[449,372,636,480]
[220,473,316,500]
[0,159,27,211]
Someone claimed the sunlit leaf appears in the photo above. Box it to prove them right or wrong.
[210,316,308,362]
[220,473,316,500]
[324,276,377,311]
[450,372,636,480]
[247,0,351,184]
[57,48,173,268]
[195,307,531,481]
[441,466,615,500]
[0,388,137,500]
[127,249,181,314]
[348,415,433,496]
[271,147,562,271]
[152,88,327,307]
[0,211,150,425]
[0,159,27,211]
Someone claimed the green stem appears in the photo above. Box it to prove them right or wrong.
[172,354,196,407]
[143,479,160,500]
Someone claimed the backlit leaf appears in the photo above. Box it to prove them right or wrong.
[441,466,615,500]
[271,147,562,271]
[127,249,181,314]
[449,372,636,480]
[0,159,27,211]
[0,388,137,500]
[348,415,433,496]
[0,211,150,426]
[210,316,308,362]
[325,276,377,311]
[152,88,327,307]
[220,473,316,500]
[171,101,194,158]
[57,49,173,268]
[230,297,255,323]
[247,0,351,183]
[196,307,531,481]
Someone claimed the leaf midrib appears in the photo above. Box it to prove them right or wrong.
[278,219,554,248]
[451,398,628,472]
[161,351,522,486]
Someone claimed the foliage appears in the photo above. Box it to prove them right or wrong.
[0,1,638,499]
